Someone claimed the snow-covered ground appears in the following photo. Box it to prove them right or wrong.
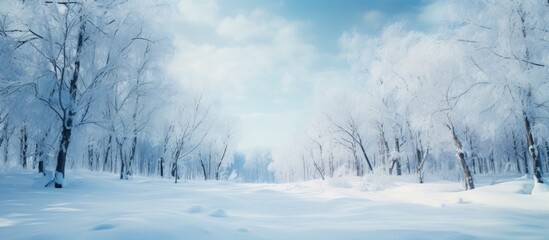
[1,171,548,240]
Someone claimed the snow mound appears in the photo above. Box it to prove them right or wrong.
[1,171,548,239]
[358,174,417,192]
[531,182,549,195]
[0,218,16,227]
[92,223,117,231]
[327,178,352,189]
[187,205,205,214]
[483,178,534,194]
[209,209,227,218]
[42,207,81,212]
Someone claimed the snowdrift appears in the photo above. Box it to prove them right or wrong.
[0,171,547,240]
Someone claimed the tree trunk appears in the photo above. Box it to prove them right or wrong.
[0,130,4,163]
[406,156,411,174]
[35,142,45,176]
[416,147,429,184]
[389,136,402,175]
[545,140,549,174]
[127,133,137,178]
[120,160,125,180]
[127,96,140,178]
[522,140,529,174]
[87,138,94,170]
[467,131,477,174]
[199,158,208,181]
[53,125,72,188]
[215,143,228,180]
[20,126,28,168]
[378,124,389,171]
[354,147,362,177]
[172,161,179,183]
[512,131,522,173]
[449,125,475,190]
[118,140,127,180]
[313,161,325,180]
[0,127,5,164]
[357,141,374,173]
[159,128,172,178]
[103,134,112,172]
[38,160,45,175]
[489,150,496,173]
[524,114,543,183]
[172,149,181,183]
[51,18,85,189]
[159,157,164,177]
[4,124,9,164]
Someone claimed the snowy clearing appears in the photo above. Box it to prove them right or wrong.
[1,171,548,240]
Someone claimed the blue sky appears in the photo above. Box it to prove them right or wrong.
[274,0,427,50]
[169,0,437,151]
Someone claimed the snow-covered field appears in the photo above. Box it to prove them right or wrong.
[1,171,548,240]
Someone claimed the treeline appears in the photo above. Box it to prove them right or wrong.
[271,0,549,189]
[2,1,547,190]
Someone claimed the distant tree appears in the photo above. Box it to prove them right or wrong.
[197,125,233,181]
[329,114,374,174]
[170,95,210,183]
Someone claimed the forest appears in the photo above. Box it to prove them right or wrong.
[0,1,243,187]
[273,0,549,190]
[0,0,547,191]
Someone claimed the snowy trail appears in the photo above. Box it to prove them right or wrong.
[0,171,548,240]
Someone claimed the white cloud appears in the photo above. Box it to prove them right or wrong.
[362,10,385,30]
[167,0,345,150]
[418,1,446,25]
[216,9,283,42]
[178,0,219,25]
[417,0,465,28]
[169,4,317,97]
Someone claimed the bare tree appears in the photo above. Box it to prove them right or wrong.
[159,125,174,177]
[334,129,363,177]
[329,115,374,173]
[214,128,232,180]
[171,95,210,183]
